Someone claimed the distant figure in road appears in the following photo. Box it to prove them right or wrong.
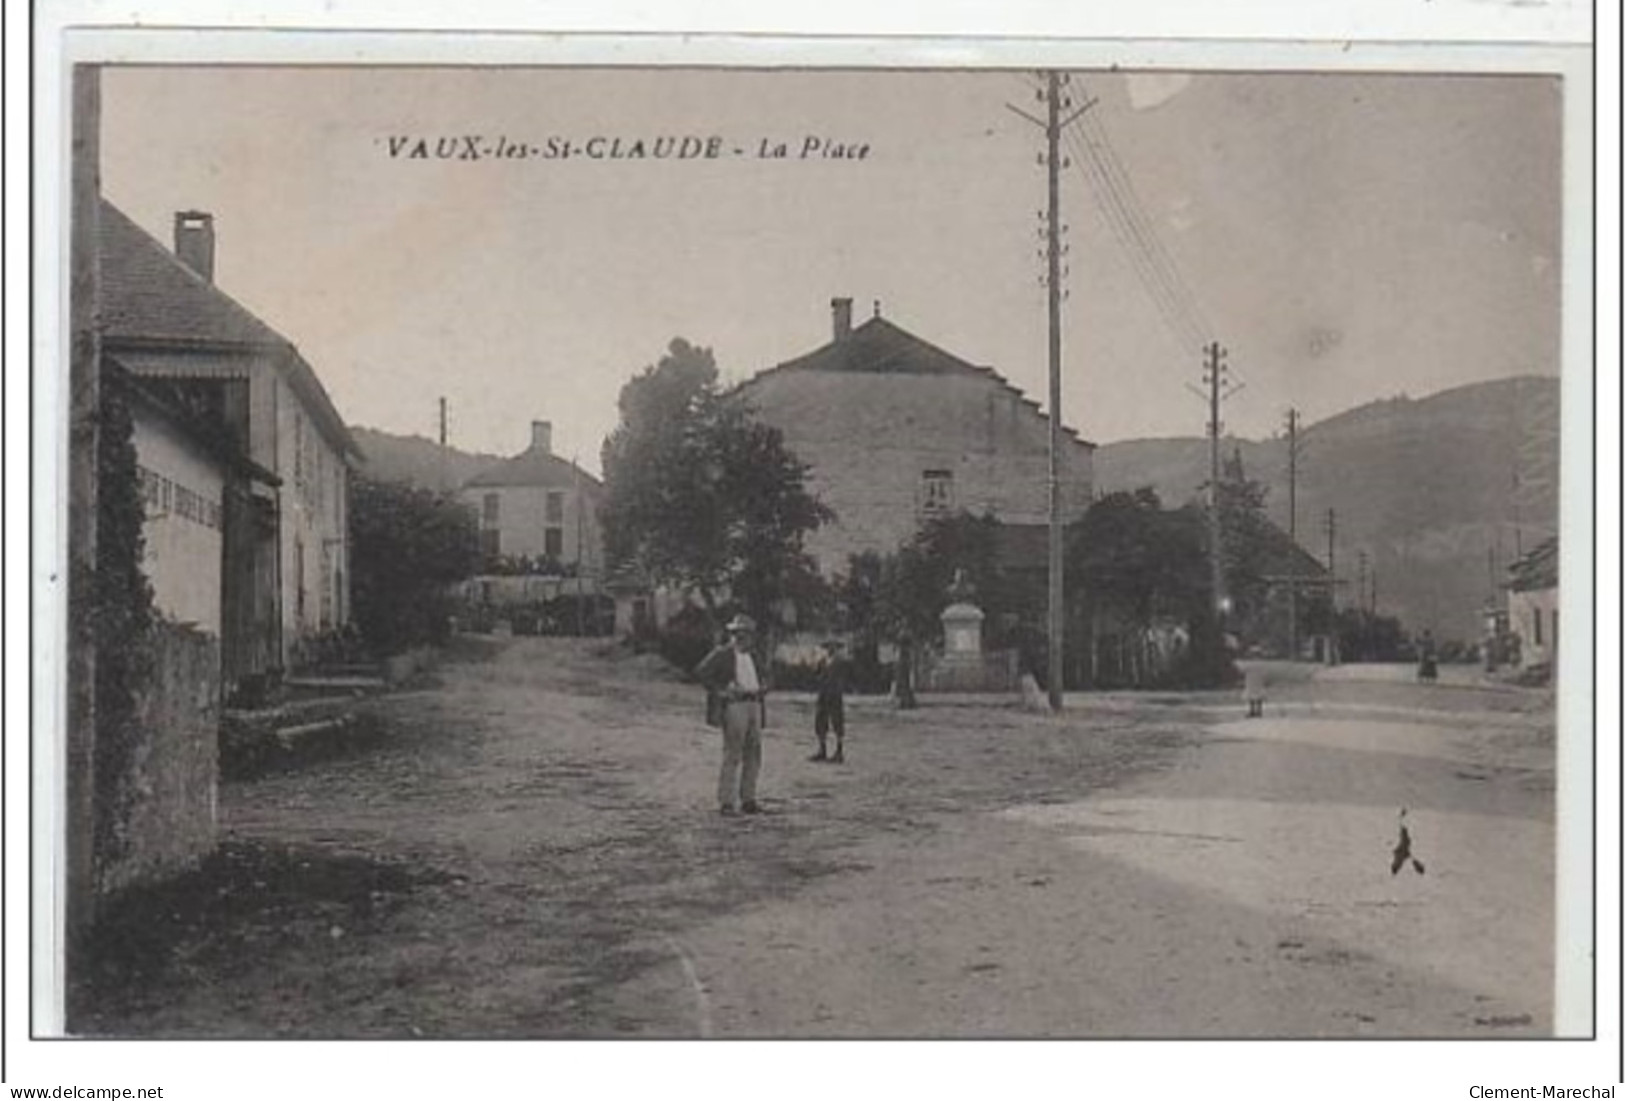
[695,614,767,817]
[1242,664,1267,718]
[1390,807,1426,876]
[1417,630,1439,684]
[811,639,849,763]
[1019,671,1048,713]
[894,628,918,711]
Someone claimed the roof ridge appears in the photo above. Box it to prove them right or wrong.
[740,313,1095,448]
[462,446,605,489]
[99,200,289,350]
[99,199,362,461]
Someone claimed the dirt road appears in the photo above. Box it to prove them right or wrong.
[73,637,1557,1039]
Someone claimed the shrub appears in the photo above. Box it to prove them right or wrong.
[350,479,480,656]
[655,605,718,677]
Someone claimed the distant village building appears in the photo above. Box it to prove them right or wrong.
[460,420,604,573]
[736,298,1096,575]
[1506,536,1558,673]
[1251,517,1337,661]
[99,201,362,688]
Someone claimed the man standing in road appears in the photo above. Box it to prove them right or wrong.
[695,614,767,817]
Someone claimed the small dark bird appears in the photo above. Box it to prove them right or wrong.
[1390,808,1426,876]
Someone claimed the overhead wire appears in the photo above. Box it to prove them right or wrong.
[1064,123,1208,354]
[1072,88,1215,346]
[1007,75,1188,344]
[1006,72,1216,358]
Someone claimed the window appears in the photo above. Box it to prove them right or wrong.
[546,491,565,524]
[1533,607,1543,646]
[482,492,500,526]
[481,529,501,558]
[921,469,954,513]
[545,527,564,559]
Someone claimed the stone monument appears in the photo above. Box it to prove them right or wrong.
[938,569,985,688]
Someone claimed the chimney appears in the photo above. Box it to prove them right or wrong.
[831,297,853,342]
[173,210,215,282]
[531,420,552,454]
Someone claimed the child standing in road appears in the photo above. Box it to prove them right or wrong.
[1242,664,1267,718]
[812,639,849,763]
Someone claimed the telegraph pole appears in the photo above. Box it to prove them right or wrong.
[438,397,449,491]
[1284,407,1301,659]
[1204,341,1230,625]
[1043,71,1065,711]
[573,457,586,636]
[1285,408,1301,543]
[1008,71,1092,711]
[1324,508,1338,605]
[1322,507,1339,664]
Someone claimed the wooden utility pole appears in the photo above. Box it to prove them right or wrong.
[1007,72,1091,711]
[574,457,586,636]
[66,63,103,965]
[1324,508,1338,605]
[1043,71,1065,711]
[438,397,449,490]
[1285,408,1301,544]
[1284,407,1301,659]
[1204,341,1229,624]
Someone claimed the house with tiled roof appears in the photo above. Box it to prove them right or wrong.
[99,200,361,692]
[460,420,604,575]
[736,298,1096,575]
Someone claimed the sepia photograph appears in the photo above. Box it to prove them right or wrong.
[21,9,1613,1096]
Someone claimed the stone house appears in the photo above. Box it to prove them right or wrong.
[736,298,1096,577]
[99,201,363,690]
[1505,536,1558,672]
[460,420,604,574]
[97,364,281,890]
[115,363,280,636]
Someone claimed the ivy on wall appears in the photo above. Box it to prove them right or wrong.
[90,383,155,875]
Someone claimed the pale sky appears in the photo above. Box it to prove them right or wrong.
[99,66,1562,474]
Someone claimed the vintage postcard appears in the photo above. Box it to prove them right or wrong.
[22,12,1607,1101]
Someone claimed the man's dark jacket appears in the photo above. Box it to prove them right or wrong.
[693,645,769,728]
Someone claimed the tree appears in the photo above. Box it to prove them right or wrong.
[834,513,1010,645]
[893,512,1009,640]
[1071,488,1233,688]
[600,338,833,631]
[1334,607,1413,663]
[349,477,482,655]
[1071,488,1206,625]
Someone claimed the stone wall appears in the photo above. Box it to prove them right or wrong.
[743,368,1094,573]
[98,620,219,895]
